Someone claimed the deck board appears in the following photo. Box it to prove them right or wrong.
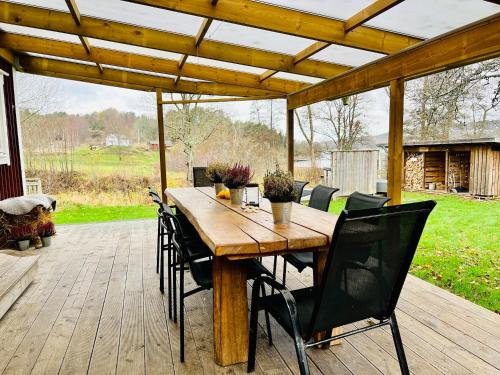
[0,219,498,375]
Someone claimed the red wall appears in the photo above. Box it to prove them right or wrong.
[0,60,23,200]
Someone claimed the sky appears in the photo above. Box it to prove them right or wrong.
[9,0,499,139]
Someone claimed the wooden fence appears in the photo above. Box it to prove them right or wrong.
[328,150,379,196]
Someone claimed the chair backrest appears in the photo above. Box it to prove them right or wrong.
[193,167,213,187]
[308,185,339,212]
[345,191,391,210]
[306,200,436,340]
[293,180,309,204]
[161,208,188,254]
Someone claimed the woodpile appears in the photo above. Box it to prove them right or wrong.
[404,152,424,191]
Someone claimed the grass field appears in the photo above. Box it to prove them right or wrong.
[53,191,499,312]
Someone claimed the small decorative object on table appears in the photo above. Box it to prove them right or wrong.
[263,166,297,224]
[11,225,33,251]
[206,162,230,194]
[38,221,56,247]
[245,183,260,207]
[223,162,253,205]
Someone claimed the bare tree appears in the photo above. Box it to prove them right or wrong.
[166,94,220,181]
[294,105,316,167]
[316,95,368,150]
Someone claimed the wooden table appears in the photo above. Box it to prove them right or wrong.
[165,187,338,366]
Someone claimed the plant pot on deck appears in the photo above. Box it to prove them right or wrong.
[229,188,244,205]
[41,236,52,247]
[270,202,292,224]
[17,239,30,251]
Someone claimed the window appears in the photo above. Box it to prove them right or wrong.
[0,73,10,165]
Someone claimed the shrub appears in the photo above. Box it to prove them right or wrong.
[263,167,297,203]
[223,163,253,189]
[206,162,230,183]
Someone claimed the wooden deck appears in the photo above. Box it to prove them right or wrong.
[0,219,498,375]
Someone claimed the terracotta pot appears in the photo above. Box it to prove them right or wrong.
[271,202,292,224]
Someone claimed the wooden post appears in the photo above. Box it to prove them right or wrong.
[287,106,294,175]
[444,149,449,192]
[156,88,168,202]
[387,78,404,205]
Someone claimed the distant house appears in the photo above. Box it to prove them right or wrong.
[149,139,173,151]
[105,134,130,147]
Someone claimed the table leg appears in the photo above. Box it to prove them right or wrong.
[213,256,249,366]
[313,249,342,347]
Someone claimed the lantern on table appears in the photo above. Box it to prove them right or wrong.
[245,183,260,207]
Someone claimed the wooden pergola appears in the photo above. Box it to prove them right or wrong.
[0,0,499,207]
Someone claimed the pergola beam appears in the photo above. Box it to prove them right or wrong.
[64,0,103,73]
[344,0,404,33]
[0,2,350,79]
[287,13,500,109]
[0,33,309,93]
[158,95,284,105]
[18,55,281,97]
[123,0,423,54]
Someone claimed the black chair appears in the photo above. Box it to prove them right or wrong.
[308,184,339,211]
[294,180,309,203]
[161,209,274,363]
[275,185,339,287]
[345,191,391,210]
[192,167,213,187]
[248,200,437,375]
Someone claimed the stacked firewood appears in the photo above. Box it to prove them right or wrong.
[404,153,424,191]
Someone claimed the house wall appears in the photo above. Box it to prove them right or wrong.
[0,61,23,200]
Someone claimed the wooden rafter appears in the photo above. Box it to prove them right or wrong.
[18,55,281,97]
[123,0,423,54]
[175,17,213,84]
[158,95,284,105]
[259,41,330,82]
[0,2,350,79]
[0,33,309,93]
[344,0,404,33]
[287,13,500,109]
[64,0,103,73]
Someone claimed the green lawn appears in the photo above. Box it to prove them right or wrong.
[54,202,156,224]
[53,192,499,312]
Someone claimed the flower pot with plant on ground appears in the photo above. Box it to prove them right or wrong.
[11,225,33,251]
[263,167,297,224]
[38,221,56,247]
[206,162,230,194]
[223,162,253,205]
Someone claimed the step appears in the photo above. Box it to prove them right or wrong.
[0,252,39,320]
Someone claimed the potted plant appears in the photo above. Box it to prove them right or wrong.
[38,221,56,247]
[263,167,297,224]
[206,162,230,194]
[11,225,33,251]
[223,162,253,205]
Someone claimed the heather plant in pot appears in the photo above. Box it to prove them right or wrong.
[12,225,33,251]
[206,162,230,194]
[38,221,56,247]
[223,163,253,205]
[263,167,297,224]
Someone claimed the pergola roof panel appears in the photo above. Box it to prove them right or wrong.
[79,0,204,36]
[186,55,266,75]
[364,0,500,38]
[314,44,384,67]
[208,21,317,56]
[0,23,80,43]
[87,38,182,61]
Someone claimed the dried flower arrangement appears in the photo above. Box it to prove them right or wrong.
[223,163,253,189]
[11,225,34,241]
[206,162,230,183]
[263,167,297,203]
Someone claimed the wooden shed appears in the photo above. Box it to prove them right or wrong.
[401,138,499,197]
